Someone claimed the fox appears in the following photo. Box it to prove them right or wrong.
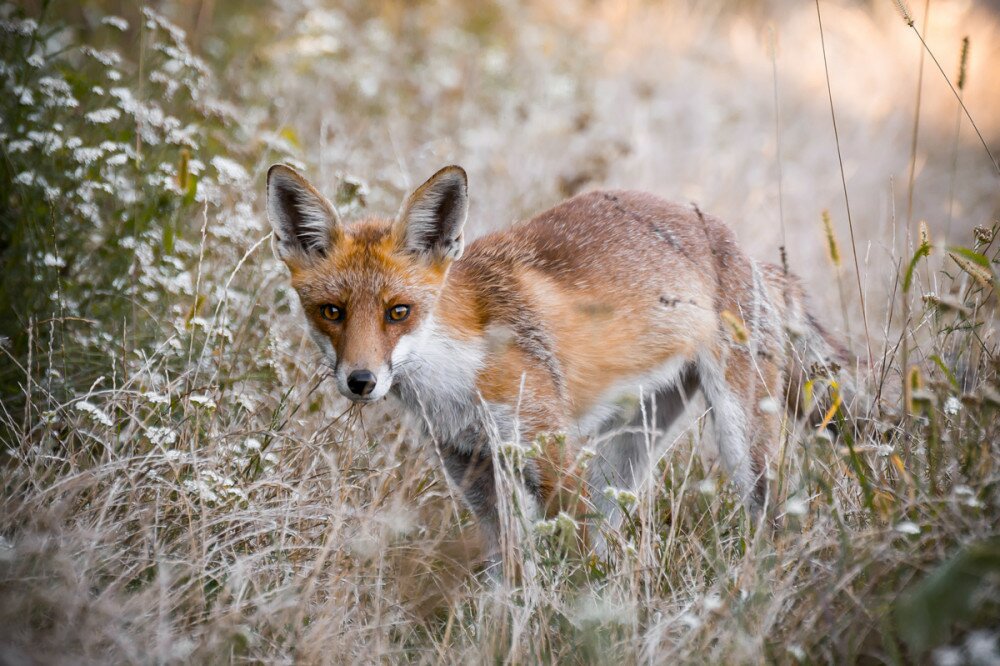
[265,163,850,570]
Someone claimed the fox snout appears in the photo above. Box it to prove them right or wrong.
[333,361,393,403]
[346,369,377,397]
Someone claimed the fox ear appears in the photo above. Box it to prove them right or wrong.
[266,164,341,264]
[396,165,468,262]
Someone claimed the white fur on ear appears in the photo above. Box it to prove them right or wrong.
[397,165,468,262]
[266,164,341,263]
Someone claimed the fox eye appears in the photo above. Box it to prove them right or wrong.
[320,304,344,322]
[386,304,410,322]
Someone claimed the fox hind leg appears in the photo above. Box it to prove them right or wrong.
[698,349,783,521]
[586,366,698,554]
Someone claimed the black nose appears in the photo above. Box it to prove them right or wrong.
[346,370,377,397]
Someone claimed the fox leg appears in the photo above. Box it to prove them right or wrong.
[439,439,503,577]
[586,367,699,554]
[698,348,781,520]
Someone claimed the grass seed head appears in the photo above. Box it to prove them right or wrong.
[721,310,749,344]
[957,36,970,91]
[821,210,842,269]
[894,0,915,27]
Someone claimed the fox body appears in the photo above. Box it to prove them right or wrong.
[266,164,847,565]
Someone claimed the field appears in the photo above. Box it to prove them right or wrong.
[1,0,999,663]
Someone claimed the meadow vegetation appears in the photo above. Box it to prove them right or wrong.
[1,1,998,663]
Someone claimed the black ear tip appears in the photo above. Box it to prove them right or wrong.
[267,163,299,187]
[439,165,468,186]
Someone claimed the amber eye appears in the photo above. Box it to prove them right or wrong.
[386,304,410,322]
[320,304,344,322]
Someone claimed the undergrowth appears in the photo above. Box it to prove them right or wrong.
[1,1,998,664]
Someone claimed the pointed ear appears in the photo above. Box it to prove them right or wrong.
[395,165,468,262]
[266,164,342,264]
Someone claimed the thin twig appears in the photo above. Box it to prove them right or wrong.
[814,0,876,378]
[769,25,787,275]
[900,14,999,176]
[904,0,931,233]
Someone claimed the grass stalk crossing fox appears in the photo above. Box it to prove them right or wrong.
[266,164,850,569]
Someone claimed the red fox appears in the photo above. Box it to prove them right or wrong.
[266,164,849,566]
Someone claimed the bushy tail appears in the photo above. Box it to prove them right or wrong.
[769,266,864,427]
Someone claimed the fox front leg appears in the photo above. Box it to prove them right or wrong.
[439,440,503,580]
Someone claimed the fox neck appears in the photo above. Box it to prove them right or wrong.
[390,271,488,443]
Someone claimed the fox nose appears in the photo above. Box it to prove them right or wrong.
[346,370,377,397]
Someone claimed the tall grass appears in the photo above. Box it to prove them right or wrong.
[1,1,999,664]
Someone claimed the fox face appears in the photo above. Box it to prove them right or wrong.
[266,164,468,402]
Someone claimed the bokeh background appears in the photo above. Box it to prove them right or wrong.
[2,0,999,663]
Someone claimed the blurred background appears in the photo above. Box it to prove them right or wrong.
[3,2,999,662]
[11,0,1000,345]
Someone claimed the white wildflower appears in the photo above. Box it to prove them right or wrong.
[932,646,963,666]
[27,130,63,153]
[574,446,595,470]
[236,394,257,412]
[952,485,983,509]
[943,396,961,416]
[75,400,114,427]
[1,18,38,36]
[784,497,808,517]
[7,140,32,153]
[106,152,130,166]
[13,172,34,186]
[295,34,341,57]
[182,478,220,504]
[483,47,508,75]
[38,76,71,95]
[534,518,557,536]
[26,53,44,67]
[85,108,121,124]
[42,253,65,268]
[555,510,578,533]
[894,521,921,535]
[680,612,701,630]
[72,147,104,165]
[144,392,170,405]
[603,486,638,506]
[147,426,176,446]
[81,46,121,67]
[101,16,129,31]
[758,397,779,414]
[210,155,248,185]
[303,8,345,33]
[383,506,417,538]
[359,75,379,98]
[189,393,216,410]
[965,631,1000,665]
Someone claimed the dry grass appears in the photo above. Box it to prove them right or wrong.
[1,1,999,663]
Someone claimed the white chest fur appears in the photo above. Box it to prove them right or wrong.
[391,317,487,443]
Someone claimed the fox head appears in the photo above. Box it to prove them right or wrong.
[266,164,468,403]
